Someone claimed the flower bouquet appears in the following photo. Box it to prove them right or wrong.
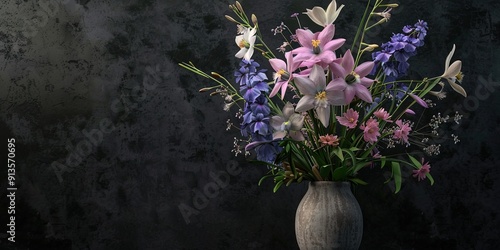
[180,0,465,193]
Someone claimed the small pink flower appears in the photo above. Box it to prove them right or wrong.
[373,108,392,122]
[336,108,359,129]
[413,159,431,181]
[359,118,380,143]
[393,120,412,144]
[319,134,339,146]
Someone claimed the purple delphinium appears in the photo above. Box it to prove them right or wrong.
[371,20,428,101]
[234,59,267,86]
[237,59,282,163]
[371,20,428,79]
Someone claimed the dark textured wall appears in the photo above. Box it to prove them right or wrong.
[0,0,499,249]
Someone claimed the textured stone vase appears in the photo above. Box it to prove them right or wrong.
[295,181,363,250]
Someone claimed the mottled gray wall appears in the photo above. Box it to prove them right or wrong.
[0,0,499,249]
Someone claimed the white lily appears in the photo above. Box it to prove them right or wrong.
[303,0,345,27]
[441,44,466,97]
[235,27,257,61]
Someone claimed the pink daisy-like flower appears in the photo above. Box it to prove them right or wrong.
[393,120,412,144]
[359,118,380,143]
[319,134,339,146]
[413,159,431,181]
[373,108,392,122]
[336,108,359,129]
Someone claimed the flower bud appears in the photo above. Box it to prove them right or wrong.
[385,3,399,8]
[251,14,258,26]
[225,15,238,23]
[235,1,243,12]
[199,87,211,92]
[211,72,222,78]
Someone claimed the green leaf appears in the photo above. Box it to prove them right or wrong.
[273,180,284,193]
[407,154,422,168]
[426,173,435,185]
[333,166,348,181]
[381,157,386,169]
[391,162,402,193]
[258,175,273,186]
[320,164,332,178]
[350,147,361,152]
[333,147,344,161]
[349,178,368,185]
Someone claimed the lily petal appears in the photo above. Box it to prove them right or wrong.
[318,24,334,45]
[296,29,314,48]
[354,84,373,103]
[310,7,328,26]
[445,44,456,70]
[316,106,331,127]
[294,76,317,96]
[341,49,355,73]
[447,79,467,97]
[443,60,462,78]
[282,102,295,119]
[355,61,375,78]
[295,95,316,112]
[269,59,287,72]
[344,85,356,103]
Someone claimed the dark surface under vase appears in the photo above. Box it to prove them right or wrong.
[295,181,363,250]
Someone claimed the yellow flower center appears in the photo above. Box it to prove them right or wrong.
[277,69,290,81]
[349,118,355,123]
[239,39,250,49]
[315,91,327,101]
[312,39,321,54]
[311,39,321,48]
[456,71,464,82]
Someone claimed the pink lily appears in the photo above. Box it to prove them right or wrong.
[269,52,301,99]
[292,24,345,68]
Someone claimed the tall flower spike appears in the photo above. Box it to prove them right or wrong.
[441,44,466,97]
[304,0,345,27]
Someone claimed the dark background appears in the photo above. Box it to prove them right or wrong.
[0,0,499,249]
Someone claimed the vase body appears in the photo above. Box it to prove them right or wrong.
[295,181,363,250]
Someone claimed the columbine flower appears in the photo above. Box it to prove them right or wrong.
[270,102,305,141]
[393,119,412,144]
[413,159,431,181]
[269,52,300,99]
[336,108,359,129]
[440,44,466,97]
[303,0,345,27]
[294,65,344,127]
[329,49,375,104]
[235,27,257,61]
[319,134,339,146]
[359,118,380,143]
[373,108,392,122]
[292,24,345,68]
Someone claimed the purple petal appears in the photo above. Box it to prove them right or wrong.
[269,59,286,72]
[344,85,356,103]
[270,116,285,130]
[295,29,314,48]
[326,78,347,91]
[355,61,375,78]
[360,77,374,87]
[409,93,428,108]
[354,84,373,103]
[341,49,355,72]
[318,24,334,45]
[269,81,284,98]
[282,102,295,119]
[289,130,305,141]
[323,38,346,52]
[329,61,347,78]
